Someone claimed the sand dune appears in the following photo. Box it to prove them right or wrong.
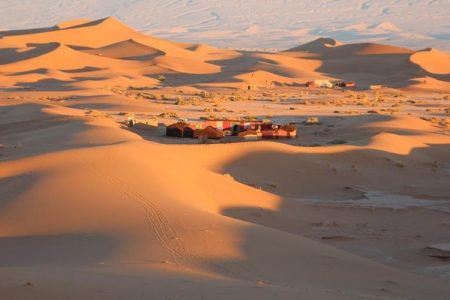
[1,17,450,299]
[0,17,449,90]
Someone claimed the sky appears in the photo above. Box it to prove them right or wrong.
[0,0,449,50]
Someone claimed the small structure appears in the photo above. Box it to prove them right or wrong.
[306,80,334,88]
[261,124,297,139]
[127,116,136,127]
[237,130,262,141]
[166,122,191,138]
[194,126,225,139]
[280,124,297,138]
[335,81,356,88]
[204,119,264,134]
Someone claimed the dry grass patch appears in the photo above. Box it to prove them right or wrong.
[159,111,179,118]
[175,96,201,106]
[303,117,321,125]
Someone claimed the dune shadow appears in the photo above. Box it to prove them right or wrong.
[14,78,79,91]
[0,234,116,267]
[0,174,35,210]
[0,42,60,65]
[0,26,58,37]
[207,142,450,293]
[72,76,109,81]
[61,66,105,73]
[219,143,450,201]
[10,68,49,76]
[122,53,162,61]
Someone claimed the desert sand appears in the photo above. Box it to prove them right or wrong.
[0,18,450,299]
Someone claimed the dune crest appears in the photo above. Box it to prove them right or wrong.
[410,48,450,75]
[56,19,92,29]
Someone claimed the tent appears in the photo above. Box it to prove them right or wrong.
[166,122,189,138]
[194,126,225,139]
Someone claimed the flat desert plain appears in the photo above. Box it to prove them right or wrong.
[0,18,450,300]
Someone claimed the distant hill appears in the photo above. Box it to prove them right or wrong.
[0,17,448,91]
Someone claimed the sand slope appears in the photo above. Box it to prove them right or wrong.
[410,48,450,75]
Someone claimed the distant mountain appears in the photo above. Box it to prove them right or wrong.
[0,0,448,51]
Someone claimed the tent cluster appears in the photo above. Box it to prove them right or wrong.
[166,120,297,140]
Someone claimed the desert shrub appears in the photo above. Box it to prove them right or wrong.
[328,139,347,145]
[391,93,404,98]
[242,115,257,121]
[203,107,225,113]
[199,90,210,98]
[229,92,246,102]
[85,110,111,118]
[140,93,157,100]
[346,91,357,98]
[373,91,384,102]
[343,110,360,115]
[128,85,155,90]
[200,114,217,120]
[159,111,178,118]
[386,107,400,113]
[175,96,201,105]
[303,117,321,125]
